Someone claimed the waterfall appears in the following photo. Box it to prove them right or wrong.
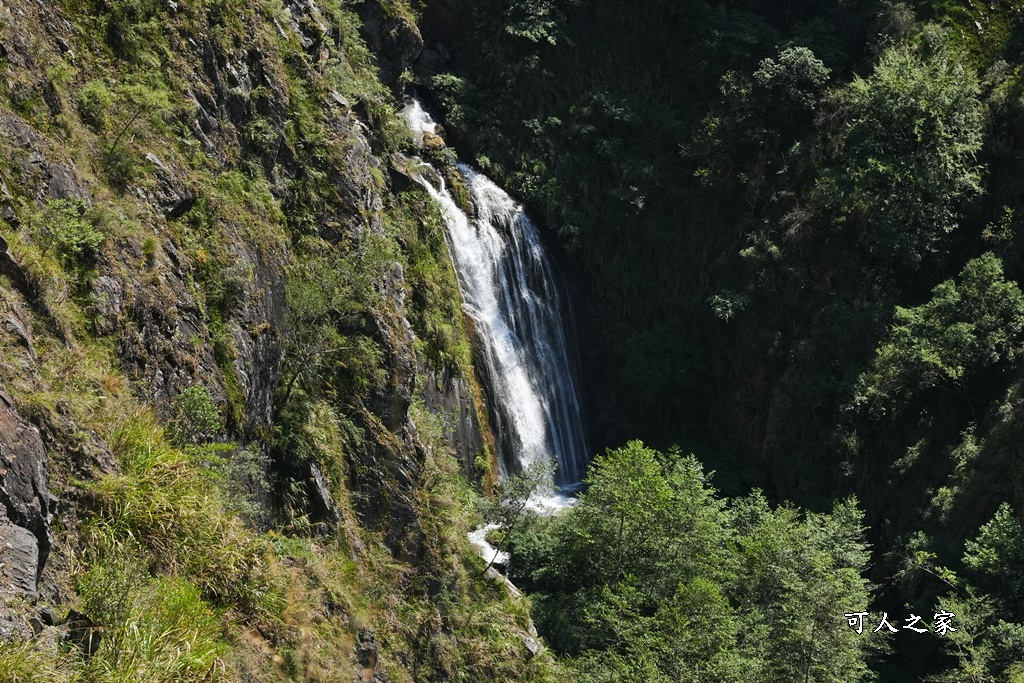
[402,97,589,488]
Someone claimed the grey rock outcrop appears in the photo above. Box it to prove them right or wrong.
[47,163,91,204]
[413,46,447,79]
[358,0,424,85]
[420,363,487,479]
[307,461,340,535]
[0,391,51,597]
[516,629,540,658]
[0,520,39,594]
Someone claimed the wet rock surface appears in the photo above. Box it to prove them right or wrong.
[420,363,486,478]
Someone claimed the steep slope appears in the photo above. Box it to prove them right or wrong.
[0,0,549,681]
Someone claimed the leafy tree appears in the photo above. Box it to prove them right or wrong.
[752,46,832,116]
[732,494,874,683]
[548,441,732,598]
[503,0,569,45]
[514,442,874,681]
[929,592,1024,683]
[276,238,382,415]
[814,34,984,266]
[479,459,555,572]
[963,502,1024,616]
[853,253,1024,414]
[571,577,756,683]
[690,46,830,191]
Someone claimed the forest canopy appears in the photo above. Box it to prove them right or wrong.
[424,0,1024,678]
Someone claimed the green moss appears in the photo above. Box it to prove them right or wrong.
[211,320,248,432]
[141,235,158,266]
[389,190,473,374]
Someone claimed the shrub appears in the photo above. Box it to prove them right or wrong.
[243,118,280,154]
[141,235,158,267]
[77,80,114,131]
[167,385,221,446]
[29,199,105,263]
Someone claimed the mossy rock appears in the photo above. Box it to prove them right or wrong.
[422,131,446,150]
[443,167,473,215]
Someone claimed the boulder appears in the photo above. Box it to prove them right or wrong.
[356,628,379,670]
[63,609,102,657]
[419,362,488,482]
[144,153,196,219]
[38,605,60,626]
[422,131,446,150]
[516,629,540,658]
[0,234,31,297]
[4,300,33,360]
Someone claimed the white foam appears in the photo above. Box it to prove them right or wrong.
[468,523,509,566]
[401,96,590,487]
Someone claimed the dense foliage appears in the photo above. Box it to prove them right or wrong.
[505,442,875,682]
[419,0,1024,678]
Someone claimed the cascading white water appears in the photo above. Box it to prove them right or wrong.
[402,97,589,488]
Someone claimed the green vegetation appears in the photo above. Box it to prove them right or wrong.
[166,385,222,445]
[505,442,874,682]
[28,199,106,263]
[479,460,553,572]
[815,34,984,269]
[0,0,550,681]
[422,0,1024,679]
[852,253,1024,414]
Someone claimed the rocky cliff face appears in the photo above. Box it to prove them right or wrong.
[0,391,51,600]
[0,1,535,680]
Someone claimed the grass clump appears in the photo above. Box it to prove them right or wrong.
[0,641,79,683]
[77,562,228,683]
[86,409,286,627]
[76,79,114,132]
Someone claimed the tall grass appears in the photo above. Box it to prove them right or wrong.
[85,409,287,631]
[0,641,80,683]
[78,570,227,683]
